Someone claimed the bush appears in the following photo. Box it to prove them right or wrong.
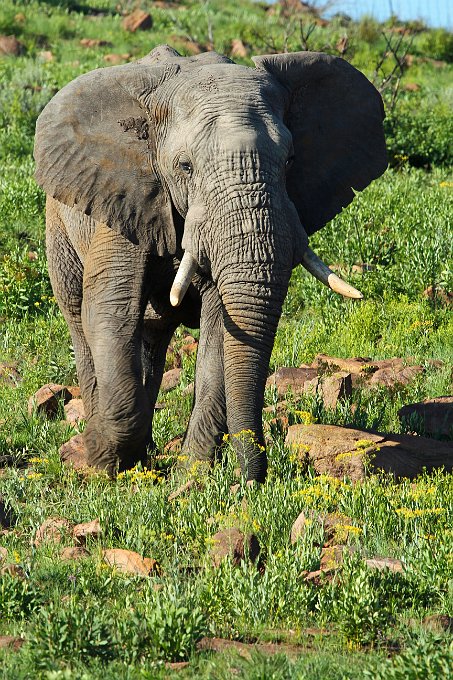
[0,573,40,620]
[414,29,453,63]
[0,247,54,318]
[366,636,453,679]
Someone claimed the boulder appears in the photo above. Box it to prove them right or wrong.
[60,546,90,561]
[231,39,248,58]
[79,38,112,47]
[210,527,260,568]
[0,636,24,651]
[122,10,152,32]
[73,518,102,544]
[160,367,182,392]
[103,53,131,64]
[28,383,80,417]
[0,35,24,56]
[59,434,90,470]
[285,424,453,482]
[266,367,318,397]
[368,360,424,388]
[64,398,86,426]
[398,396,453,438]
[0,547,7,562]
[365,556,403,573]
[34,517,73,546]
[102,549,159,576]
[304,372,352,409]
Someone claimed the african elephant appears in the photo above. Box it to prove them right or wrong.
[34,45,387,481]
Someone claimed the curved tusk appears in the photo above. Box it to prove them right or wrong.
[170,251,199,307]
[301,247,363,299]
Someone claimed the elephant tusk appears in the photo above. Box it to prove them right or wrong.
[301,247,364,299]
[170,251,199,307]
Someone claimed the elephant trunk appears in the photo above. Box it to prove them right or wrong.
[219,270,290,481]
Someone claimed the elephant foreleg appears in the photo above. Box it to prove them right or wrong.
[181,284,227,465]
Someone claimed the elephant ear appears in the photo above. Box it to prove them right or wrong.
[253,52,387,235]
[34,61,180,254]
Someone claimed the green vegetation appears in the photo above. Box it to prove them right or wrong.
[0,0,452,677]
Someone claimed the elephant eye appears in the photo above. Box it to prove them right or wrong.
[285,155,295,171]
[179,160,193,176]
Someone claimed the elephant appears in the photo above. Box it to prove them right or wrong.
[34,45,387,482]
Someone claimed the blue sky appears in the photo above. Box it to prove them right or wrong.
[323,0,452,29]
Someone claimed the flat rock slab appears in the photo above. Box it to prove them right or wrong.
[398,396,453,438]
[266,367,318,396]
[286,424,453,481]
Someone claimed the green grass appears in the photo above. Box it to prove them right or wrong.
[0,0,452,677]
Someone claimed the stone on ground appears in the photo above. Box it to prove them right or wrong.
[160,367,182,392]
[60,546,90,561]
[73,518,102,544]
[286,424,453,481]
[34,517,74,546]
[398,396,453,438]
[0,35,24,56]
[122,10,153,32]
[210,527,260,568]
[28,383,80,417]
[59,434,91,470]
[102,549,159,576]
[64,398,86,426]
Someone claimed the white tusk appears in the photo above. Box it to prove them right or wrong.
[170,251,199,307]
[301,247,363,299]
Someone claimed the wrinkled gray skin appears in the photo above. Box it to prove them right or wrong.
[34,45,387,481]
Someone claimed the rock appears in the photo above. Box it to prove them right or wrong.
[38,50,53,62]
[304,567,335,584]
[369,360,424,388]
[351,263,375,273]
[181,336,198,355]
[422,614,453,633]
[231,39,248,58]
[60,434,91,470]
[103,53,131,64]
[320,544,353,570]
[0,547,7,562]
[266,367,318,397]
[365,556,403,573]
[398,396,453,438]
[323,512,355,545]
[0,362,21,386]
[0,636,24,651]
[60,546,90,561]
[79,38,112,48]
[64,398,86,426]
[0,35,24,56]
[73,518,102,544]
[164,435,183,455]
[304,372,352,409]
[290,510,311,544]
[160,367,182,392]
[168,478,196,501]
[285,424,453,481]
[422,285,452,307]
[210,527,260,568]
[122,10,153,32]
[35,517,74,546]
[0,563,24,577]
[169,36,204,54]
[0,495,15,528]
[28,383,80,417]
[102,549,159,576]
[404,82,420,92]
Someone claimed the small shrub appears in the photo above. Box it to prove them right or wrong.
[0,247,54,318]
[366,636,453,679]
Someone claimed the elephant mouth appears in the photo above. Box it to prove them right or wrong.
[169,246,363,307]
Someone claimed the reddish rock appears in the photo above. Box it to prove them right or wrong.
[365,556,403,573]
[320,544,353,570]
[64,398,86,426]
[399,396,453,438]
[304,372,352,409]
[351,263,375,273]
[0,35,24,56]
[290,510,314,544]
[0,362,21,386]
[122,10,153,32]
[103,53,131,64]
[422,285,452,307]
[160,367,182,392]
[164,435,183,455]
[0,547,7,562]
[168,36,204,55]
[73,518,102,544]
[168,478,196,501]
[35,517,73,546]
[286,424,453,481]
[266,367,318,397]
[79,38,112,48]
[210,527,260,567]
[323,513,355,545]
[231,39,248,58]
[369,360,424,388]
[60,546,90,561]
[102,549,159,576]
[313,354,373,375]
[0,636,24,651]
[0,564,24,577]
[404,82,420,92]
[28,383,80,417]
[38,50,53,62]
[422,614,453,633]
[60,434,91,470]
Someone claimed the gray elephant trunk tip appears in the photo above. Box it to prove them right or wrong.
[301,247,364,299]
[170,251,199,306]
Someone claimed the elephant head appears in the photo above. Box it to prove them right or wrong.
[34,45,387,481]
